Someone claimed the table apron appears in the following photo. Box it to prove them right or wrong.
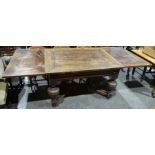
[48,69,120,81]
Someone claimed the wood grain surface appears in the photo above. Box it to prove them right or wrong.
[3,49,45,77]
[104,47,151,67]
[45,48,123,74]
[3,47,152,78]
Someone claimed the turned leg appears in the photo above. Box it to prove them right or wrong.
[106,80,117,98]
[96,80,117,99]
[47,75,64,106]
[106,70,119,98]
[107,80,117,91]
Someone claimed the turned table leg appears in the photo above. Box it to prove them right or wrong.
[47,75,64,107]
[96,70,119,98]
[106,70,119,98]
[106,80,117,98]
[107,80,117,91]
[96,80,117,98]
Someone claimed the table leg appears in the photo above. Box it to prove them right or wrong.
[7,78,13,90]
[29,76,38,93]
[132,67,136,76]
[141,66,147,81]
[48,87,60,107]
[47,75,62,107]
[19,77,23,87]
[126,68,130,80]
[96,80,117,98]
[96,70,119,98]
[29,77,34,92]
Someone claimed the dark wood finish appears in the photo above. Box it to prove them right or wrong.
[3,47,153,105]
[3,48,124,78]
[48,87,60,106]
[0,46,15,56]
[3,49,45,78]
[4,47,151,78]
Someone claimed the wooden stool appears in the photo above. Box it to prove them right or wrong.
[48,87,60,106]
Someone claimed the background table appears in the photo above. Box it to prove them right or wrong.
[131,49,155,97]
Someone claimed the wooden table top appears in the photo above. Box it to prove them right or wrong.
[3,49,45,77]
[104,47,151,67]
[131,49,155,65]
[3,47,151,78]
[44,48,123,74]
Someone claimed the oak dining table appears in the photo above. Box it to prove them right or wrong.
[3,47,151,106]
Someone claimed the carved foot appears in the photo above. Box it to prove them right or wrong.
[107,80,117,91]
[96,89,112,99]
[48,87,60,107]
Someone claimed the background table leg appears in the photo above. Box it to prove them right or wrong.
[126,68,130,80]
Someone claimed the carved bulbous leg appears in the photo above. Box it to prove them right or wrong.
[107,80,117,91]
[48,87,60,107]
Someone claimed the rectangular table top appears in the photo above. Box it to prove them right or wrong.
[44,48,123,74]
[3,47,151,78]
